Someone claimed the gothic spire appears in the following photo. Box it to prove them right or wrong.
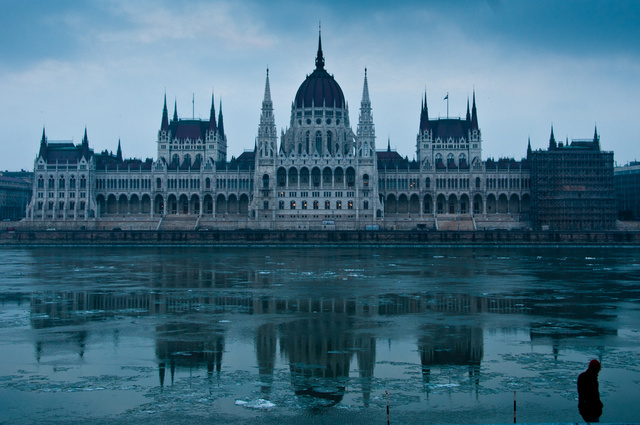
[39,127,47,158]
[361,68,370,105]
[82,127,89,145]
[471,90,478,130]
[315,24,325,70]
[357,68,375,147]
[466,97,471,122]
[217,100,225,139]
[116,139,123,161]
[209,91,217,131]
[264,68,272,104]
[161,93,169,132]
[527,137,532,158]
[419,91,430,131]
[593,125,600,150]
[173,99,178,122]
[549,125,557,150]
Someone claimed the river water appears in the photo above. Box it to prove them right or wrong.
[0,246,639,424]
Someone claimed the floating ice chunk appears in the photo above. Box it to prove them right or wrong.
[235,399,275,409]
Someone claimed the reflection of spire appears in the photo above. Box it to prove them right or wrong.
[355,334,376,407]
[256,324,277,396]
[159,362,166,388]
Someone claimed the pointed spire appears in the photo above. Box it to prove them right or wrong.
[161,93,169,131]
[264,68,272,103]
[82,127,89,145]
[217,100,225,138]
[527,137,532,158]
[361,68,370,105]
[116,139,123,161]
[419,91,430,131]
[209,91,216,132]
[593,125,600,150]
[387,137,391,152]
[315,23,325,70]
[471,90,478,130]
[39,127,47,158]
[466,97,471,122]
[173,99,178,122]
[549,125,557,150]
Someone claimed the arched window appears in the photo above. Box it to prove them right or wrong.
[262,174,269,188]
[327,131,332,155]
[305,131,310,153]
[69,176,76,189]
[475,177,481,189]
[346,167,355,187]
[206,177,211,189]
[315,131,322,154]
[277,168,286,187]
[425,177,431,188]
[48,176,55,189]
[37,176,44,189]
[156,178,162,189]
[363,174,369,187]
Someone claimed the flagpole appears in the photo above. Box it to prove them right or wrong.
[445,92,449,119]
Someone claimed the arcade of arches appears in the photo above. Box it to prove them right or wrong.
[383,193,531,215]
[96,193,250,217]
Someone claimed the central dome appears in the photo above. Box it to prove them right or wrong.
[293,33,345,109]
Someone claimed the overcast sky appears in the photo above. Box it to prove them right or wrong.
[1,0,639,171]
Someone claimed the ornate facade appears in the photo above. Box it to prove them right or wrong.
[30,32,612,232]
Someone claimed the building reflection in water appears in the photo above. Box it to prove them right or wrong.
[279,316,355,408]
[155,322,225,388]
[25,283,618,408]
[418,325,483,396]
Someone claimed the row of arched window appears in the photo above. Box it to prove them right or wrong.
[37,175,87,190]
[295,130,351,156]
[274,167,363,188]
[383,193,531,215]
[378,176,531,191]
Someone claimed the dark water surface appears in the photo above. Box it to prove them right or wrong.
[1,246,639,424]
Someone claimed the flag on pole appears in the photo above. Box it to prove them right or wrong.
[443,94,448,100]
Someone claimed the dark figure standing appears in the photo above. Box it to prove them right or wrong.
[578,359,603,422]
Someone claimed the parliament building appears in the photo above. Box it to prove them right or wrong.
[26,34,614,232]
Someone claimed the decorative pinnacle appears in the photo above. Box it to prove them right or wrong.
[315,22,325,70]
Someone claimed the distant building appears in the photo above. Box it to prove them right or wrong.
[0,171,32,221]
[529,128,616,230]
[24,32,612,232]
[615,161,640,220]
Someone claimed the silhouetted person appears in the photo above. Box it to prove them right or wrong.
[578,359,603,422]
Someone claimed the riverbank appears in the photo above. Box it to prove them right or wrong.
[2,228,640,246]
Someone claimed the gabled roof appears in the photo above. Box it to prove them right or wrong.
[41,142,93,164]
[169,119,210,141]
[429,118,472,140]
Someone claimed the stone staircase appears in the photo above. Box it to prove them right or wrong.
[436,216,476,231]
[159,214,198,231]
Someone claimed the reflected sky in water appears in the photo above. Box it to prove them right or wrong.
[1,246,639,424]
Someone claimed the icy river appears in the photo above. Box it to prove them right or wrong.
[1,246,639,424]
